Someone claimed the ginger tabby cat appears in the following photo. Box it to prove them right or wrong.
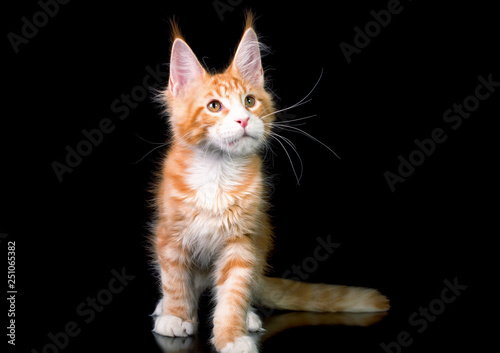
[151,14,389,353]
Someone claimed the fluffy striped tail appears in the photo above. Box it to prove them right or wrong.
[256,276,390,313]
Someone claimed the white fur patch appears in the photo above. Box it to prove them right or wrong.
[153,314,194,337]
[220,335,258,353]
[181,150,257,267]
[185,149,247,210]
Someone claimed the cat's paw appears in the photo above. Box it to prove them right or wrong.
[153,314,195,337]
[246,310,263,332]
[220,335,258,353]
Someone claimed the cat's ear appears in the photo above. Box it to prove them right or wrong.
[231,28,264,87]
[169,38,206,97]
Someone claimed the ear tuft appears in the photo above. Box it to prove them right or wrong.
[231,27,264,87]
[169,38,205,97]
[244,10,255,31]
[169,17,184,42]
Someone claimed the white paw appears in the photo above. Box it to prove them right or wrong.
[153,314,194,337]
[221,335,258,353]
[246,310,263,332]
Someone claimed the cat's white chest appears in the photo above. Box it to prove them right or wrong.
[185,150,244,213]
[181,150,247,265]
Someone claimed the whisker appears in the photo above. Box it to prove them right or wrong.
[271,132,304,182]
[269,134,301,185]
[133,129,200,165]
[272,114,318,125]
[275,125,341,160]
[261,136,277,167]
[295,67,323,107]
[259,68,324,121]
[132,143,169,164]
[135,133,166,145]
[259,98,312,120]
[273,122,308,130]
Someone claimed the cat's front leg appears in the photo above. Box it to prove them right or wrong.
[212,236,259,353]
[153,230,197,337]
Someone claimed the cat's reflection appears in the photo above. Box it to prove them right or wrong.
[260,311,387,342]
[153,311,387,352]
[153,334,208,353]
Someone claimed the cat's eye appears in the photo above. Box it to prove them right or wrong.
[207,100,222,112]
[244,95,256,108]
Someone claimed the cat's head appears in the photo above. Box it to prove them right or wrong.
[161,18,275,157]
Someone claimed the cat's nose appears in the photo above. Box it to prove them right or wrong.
[235,117,249,129]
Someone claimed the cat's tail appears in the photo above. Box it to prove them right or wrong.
[256,276,390,313]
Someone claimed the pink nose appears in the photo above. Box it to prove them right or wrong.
[235,117,249,129]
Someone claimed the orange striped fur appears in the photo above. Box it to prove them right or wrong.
[151,15,389,353]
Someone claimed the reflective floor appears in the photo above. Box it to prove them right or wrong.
[153,311,388,353]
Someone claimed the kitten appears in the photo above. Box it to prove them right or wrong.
[151,15,389,353]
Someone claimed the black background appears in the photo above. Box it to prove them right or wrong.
[2,0,498,352]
